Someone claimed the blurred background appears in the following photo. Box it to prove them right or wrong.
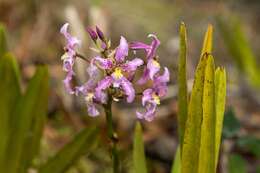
[0,0,260,172]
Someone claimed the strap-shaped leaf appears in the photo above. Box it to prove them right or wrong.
[0,53,21,169]
[217,17,260,88]
[19,67,49,172]
[133,122,147,173]
[201,24,213,56]
[39,127,99,173]
[177,22,188,151]
[171,146,181,173]
[5,66,49,173]
[214,67,226,167]
[198,55,216,173]
[181,54,207,173]
[182,25,213,173]
[0,24,8,57]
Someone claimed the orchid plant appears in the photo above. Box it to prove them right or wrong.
[60,23,170,172]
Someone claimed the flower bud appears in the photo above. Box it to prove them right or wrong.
[86,27,98,41]
[96,26,105,41]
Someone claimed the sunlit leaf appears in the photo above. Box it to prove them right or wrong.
[0,24,8,57]
[133,122,147,173]
[198,55,216,173]
[201,24,213,56]
[181,54,207,173]
[5,66,49,173]
[181,25,213,173]
[0,53,21,169]
[177,22,188,151]
[171,146,181,173]
[228,154,246,173]
[39,127,99,173]
[214,67,227,167]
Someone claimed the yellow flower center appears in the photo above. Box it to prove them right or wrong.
[152,59,160,68]
[113,67,123,79]
[61,52,69,60]
[85,93,94,102]
[152,93,160,105]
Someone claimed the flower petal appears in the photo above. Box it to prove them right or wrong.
[137,68,150,85]
[147,34,160,59]
[144,102,157,121]
[68,37,81,49]
[115,36,129,62]
[130,34,160,60]
[130,42,150,50]
[141,88,153,106]
[153,67,170,97]
[136,111,144,120]
[63,71,74,94]
[60,23,69,37]
[155,67,170,83]
[95,76,112,103]
[87,103,99,117]
[147,59,160,80]
[93,56,113,69]
[63,57,74,72]
[96,76,113,91]
[121,78,135,103]
[95,91,107,104]
[155,84,168,97]
[136,101,157,122]
[121,58,143,72]
[60,23,81,49]
[75,85,86,96]
[87,63,100,78]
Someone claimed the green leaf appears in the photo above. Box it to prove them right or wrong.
[39,127,99,173]
[214,67,227,167]
[216,16,260,88]
[228,154,246,173]
[237,135,260,158]
[0,24,8,57]
[171,146,181,173]
[0,53,21,169]
[223,109,241,138]
[181,54,207,173]
[198,55,216,173]
[177,22,188,151]
[19,66,49,172]
[133,122,147,173]
[5,66,49,173]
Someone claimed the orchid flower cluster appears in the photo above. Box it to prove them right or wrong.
[60,23,170,121]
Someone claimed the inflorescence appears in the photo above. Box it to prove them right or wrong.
[60,23,170,121]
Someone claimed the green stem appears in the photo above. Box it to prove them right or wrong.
[104,97,119,173]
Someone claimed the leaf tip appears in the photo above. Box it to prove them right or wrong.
[201,24,214,55]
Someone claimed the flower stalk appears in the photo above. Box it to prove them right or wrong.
[103,96,119,173]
